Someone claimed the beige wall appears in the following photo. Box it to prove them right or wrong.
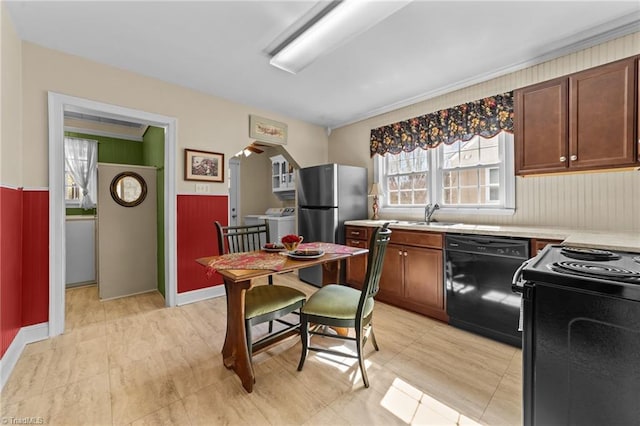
[20,42,329,193]
[239,145,296,222]
[1,3,23,187]
[239,151,279,218]
[329,33,640,233]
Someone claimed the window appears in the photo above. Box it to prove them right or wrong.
[64,137,98,208]
[384,149,429,206]
[378,132,514,213]
[65,171,81,202]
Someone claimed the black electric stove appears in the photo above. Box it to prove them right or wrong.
[521,245,640,300]
[514,245,640,426]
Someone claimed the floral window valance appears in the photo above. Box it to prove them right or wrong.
[370,92,514,157]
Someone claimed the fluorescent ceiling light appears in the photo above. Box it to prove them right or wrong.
[270,0,413,74]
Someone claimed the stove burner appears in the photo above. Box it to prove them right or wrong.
[560,246,621,261]
[550,261,640,283]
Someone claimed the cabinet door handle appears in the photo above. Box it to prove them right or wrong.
[559,156,566,162]
[398,250,403,256]
[570,155,577,161]
[403,251,408,257]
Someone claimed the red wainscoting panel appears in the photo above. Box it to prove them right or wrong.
[1,187,24,357]
[21,190,49,326]
[177,194,227,293]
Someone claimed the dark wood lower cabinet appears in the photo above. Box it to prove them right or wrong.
[377,231,448,322]
[403,246,444,312]
[531,238,563,256]
[345,225,371,289]
[345,237,367,290]
[345,226,447,322]
[378,243,404,299]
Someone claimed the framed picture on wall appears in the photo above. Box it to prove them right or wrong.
[249,115,288,145]
[184,149,224,182]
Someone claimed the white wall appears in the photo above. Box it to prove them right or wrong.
[20,42,329,194]
[328,33,640,233]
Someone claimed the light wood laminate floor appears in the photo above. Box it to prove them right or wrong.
[1,274,522,425]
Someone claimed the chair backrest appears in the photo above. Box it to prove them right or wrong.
[357,223,392,318]
[215,220,270,255]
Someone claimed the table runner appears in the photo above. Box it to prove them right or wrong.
[205,244,367,278]
[206,252,287,277]
[298,242,368,255]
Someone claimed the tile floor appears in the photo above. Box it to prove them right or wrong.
[1,274,522,425]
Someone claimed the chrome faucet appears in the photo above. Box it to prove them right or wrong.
[424,203,440,223]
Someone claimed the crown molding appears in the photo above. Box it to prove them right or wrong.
[330,16,640,131]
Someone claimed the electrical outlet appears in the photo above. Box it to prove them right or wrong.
[195,183,210,193]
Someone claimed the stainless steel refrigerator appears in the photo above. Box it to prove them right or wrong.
[297,163,368,286]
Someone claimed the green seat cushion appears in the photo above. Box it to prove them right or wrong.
[301,284,373,320]
[245,285,306,320]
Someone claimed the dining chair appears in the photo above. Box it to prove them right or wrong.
[297,223,392,388]
[214,221,306,358]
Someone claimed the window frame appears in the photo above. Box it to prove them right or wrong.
[376,132,515,216]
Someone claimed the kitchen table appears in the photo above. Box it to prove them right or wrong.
[196,244,367,393]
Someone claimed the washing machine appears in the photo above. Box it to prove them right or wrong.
[243,207,295,245]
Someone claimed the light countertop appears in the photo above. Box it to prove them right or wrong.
[345,220,640,253]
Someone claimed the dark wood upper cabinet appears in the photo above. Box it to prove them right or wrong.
[569,57,636,170]
[515,77,568,174]
[515,56,638,175]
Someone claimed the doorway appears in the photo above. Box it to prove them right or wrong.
[48,92,177,337]
[97,163,158,299]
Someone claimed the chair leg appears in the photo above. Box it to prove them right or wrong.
[267,275,274,333]
[297,315,309,371]
[356,326,369,388]
[369,325,379,352]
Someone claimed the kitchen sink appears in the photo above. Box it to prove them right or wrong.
[392,221,461,227]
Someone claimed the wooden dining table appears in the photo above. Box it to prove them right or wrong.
[196,244,367,393]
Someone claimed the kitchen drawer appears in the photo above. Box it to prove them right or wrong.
[390,229,443,249]
[345,226,369,241]
[346,238,367,248]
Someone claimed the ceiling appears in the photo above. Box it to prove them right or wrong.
[6,1,640,130]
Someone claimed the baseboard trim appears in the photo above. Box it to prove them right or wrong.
[0,322,49,390]
[176,285,225,306]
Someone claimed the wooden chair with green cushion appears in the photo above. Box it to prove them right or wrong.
[297,223,392,388]
[215,221,306,359]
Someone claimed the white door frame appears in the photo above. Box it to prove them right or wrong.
[48,92,178,337]
[228,157,240,226]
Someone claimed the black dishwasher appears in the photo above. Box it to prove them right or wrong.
[445,234,529,347]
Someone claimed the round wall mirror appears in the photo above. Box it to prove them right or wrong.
[110,171,147,207]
